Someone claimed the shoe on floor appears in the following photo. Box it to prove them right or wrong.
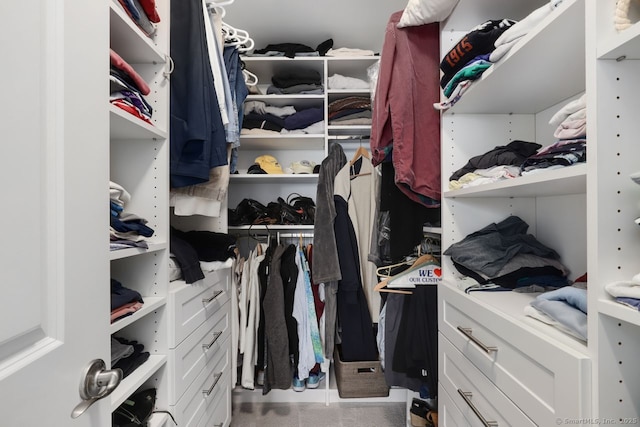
[306,372,325,389]
[292,375,306,392]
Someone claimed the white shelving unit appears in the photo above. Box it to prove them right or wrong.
[438,0,593,425]
[591,0,640,420]
[109,0,171,416]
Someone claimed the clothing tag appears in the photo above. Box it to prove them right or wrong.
[387,264,442,288]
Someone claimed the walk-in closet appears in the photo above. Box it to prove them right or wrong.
[3,0,640,426]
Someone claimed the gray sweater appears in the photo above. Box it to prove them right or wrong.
[312,143,347,283]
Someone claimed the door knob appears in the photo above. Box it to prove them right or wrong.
[71,359,122,419]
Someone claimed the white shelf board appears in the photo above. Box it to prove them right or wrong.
[110,105,167,140]
[598,298,640,327]
[110,242,168,261]
[242,56,325,63]
[110,296,167,334]
[460,283,589,356]
[147,413,170,427]
[327,89,371,94]
[443,163,586,198]
[111,354,168,410]
[327,125,371,136]
[109,1,164,63]
[229,224,315,231]
[598,21,640,60]
[245,94,325,100]
[447,0,585,114]
[230,173,319,182]
[238,134,325,150]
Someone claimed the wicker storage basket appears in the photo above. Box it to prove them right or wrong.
[333,346,389,398]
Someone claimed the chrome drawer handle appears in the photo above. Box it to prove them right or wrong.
[202,290,223,304]
[457,389,498,427]
[214,424,223,427]
[202,331,223,350]
[203,372,223,397]
[457,327,497,354]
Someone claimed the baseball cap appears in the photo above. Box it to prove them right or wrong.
[254,155,284,174]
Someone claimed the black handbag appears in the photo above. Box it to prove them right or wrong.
[112,388,156,427]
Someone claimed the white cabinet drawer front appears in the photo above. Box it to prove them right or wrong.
[171,335,230,427]
[439,284,591,426]
[169,269,230,347]
[169,300,231,404]
[439,384,473,427]
[196,374,231,427]
[440,335,536,427]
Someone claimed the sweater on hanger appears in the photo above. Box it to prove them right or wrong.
[370,13,440,207]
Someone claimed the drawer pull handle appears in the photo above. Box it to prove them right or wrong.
[202,290,224,304]
[457,327,497,354]
[203,372,223,397]
[203,331,223,350]
[457,389,498,427]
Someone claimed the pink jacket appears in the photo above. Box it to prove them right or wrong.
[370,12,441,206]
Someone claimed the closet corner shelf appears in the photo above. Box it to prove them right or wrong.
[110,296,167,334]
[230,173,319,182]
[447,0,584,114]
[111,354,168,410]
[443,163,586,199]
[110,242,168,261]
[110,105,167,140]
[109,1,164,63]
[597,21,640,60]
[598,298,640,327]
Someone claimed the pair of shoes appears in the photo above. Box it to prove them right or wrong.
[306,372,325,389]
[292,375,306,392]
[427,411,438,427]
[410,398,430,427]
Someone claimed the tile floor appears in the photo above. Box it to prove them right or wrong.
[230,401,407,427]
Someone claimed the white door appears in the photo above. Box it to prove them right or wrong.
[0,1,111,426]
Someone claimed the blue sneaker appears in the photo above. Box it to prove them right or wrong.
[292,375,306,392]
[306,372,325,389]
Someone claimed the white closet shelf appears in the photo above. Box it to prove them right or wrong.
[228,224,315,231]
[238,135,325,150]
[446,281,589,356]
[110,1,165,63]
[246,93,324,100]
[327,125,371,136]
[111,296,168,334]
[110,242,168,261]
[110,105,167,140]
[447,0,585,114]
[598,20,640,59]
[327,89,371,94]
[230,173,318,181]
[598,298,640,327]
[443,163,586,198]
[147,413,170,427]
[111,354,168,410]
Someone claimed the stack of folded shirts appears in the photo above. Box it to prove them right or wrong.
[116,0,161,37]
[110,181,155,250]
[267,69,324,94]
[110,49,153,124]
[111,336,150,378]
[111,278,144,323]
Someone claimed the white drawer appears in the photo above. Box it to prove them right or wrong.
[169,268,230,348]
[196,373,231,427]
[440,334,536,427]
[170,335,230,427]
[168,299,231,404]
[439,284,590,426]
[439,384,472,427]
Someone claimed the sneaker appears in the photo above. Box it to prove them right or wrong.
[292,375,306,392]
[306,372,325,389]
